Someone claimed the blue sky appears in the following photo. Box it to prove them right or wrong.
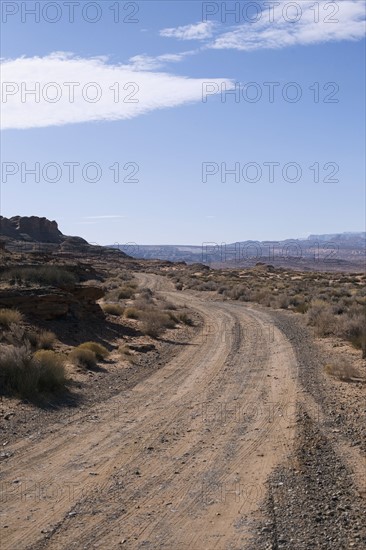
[1,0,365,245]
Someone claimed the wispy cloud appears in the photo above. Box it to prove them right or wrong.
[160,21,216,40]
[160,1,365,51]
[1,52,233,130]
[83,215,127,220]
[128,50,195,71]
[210,0,365,51]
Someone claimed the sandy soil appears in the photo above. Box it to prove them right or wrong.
[0,274,364,550]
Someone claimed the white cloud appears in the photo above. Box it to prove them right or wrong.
[128,50,195,71]
[1,52,233,130]
[210,0,365,51]
[159,1,365,51]
[160,21,216,40]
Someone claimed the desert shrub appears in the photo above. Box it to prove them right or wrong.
[294,302,309,314]
[159,299,176,311]
[116,270,134,281]
[307,300,337,337]
[0,323,26,346]
[33,350,67,391]
[0,345,37,396]
[119,344,134,363]
[0,308,23,327]
[1,266,77,287]
[252,289,272,307]
[217,285,229,295]
[139,288,154,302]
[175,282,183,291]
[167,311,179,324]
[196,281,218,291]
[124,307,139,319]
[324,360,364,382]
[274,294,290,309]
[178,312,194,326]
[78,341,109,359]
[133,298,151,311]
[25,329,41,348]
[0,346,66,396]
[101,303,124,316]
[339,314,366,353]
[105,289,121,302]
[140,310,175,338]
[118,286,136,299]
[70,347,97,369]
[27,330,56,350]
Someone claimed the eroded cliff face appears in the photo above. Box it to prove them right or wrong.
[0,216,66,243]
[0,285,105,320]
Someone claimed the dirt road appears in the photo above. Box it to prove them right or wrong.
[0,274,364,549]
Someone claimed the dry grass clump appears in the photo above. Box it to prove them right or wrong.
[133,298,151,311]
[140,310,176,338]
[0,345,66,397]
[101,303,124,316]
[124,307,139,319]
[178,312,194,326]
[26,329,56,350]
[69,347,97,369]
[324,360,365,382]
[78,342,109,359]
[119,344,135,363]
[0,308,24,327]
[33,350,67,391]
[117,285,136,299]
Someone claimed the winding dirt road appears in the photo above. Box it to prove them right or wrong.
[1,274,299,549]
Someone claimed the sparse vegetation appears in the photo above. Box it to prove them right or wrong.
[140,310,176,338]
[117,285,136,299]
[119,343,134,363]
[1,266,77,287]
[70,347,97,369]
[178,312,194,326]
[162,264,365,355]
[26,329,56,350]
[101,303,124,316]
[0,345,66,397]
[33,350,67,391]
[124,307,139,319]
[78,342,109,359]
[0,308,24,327]
[324,360,365,382]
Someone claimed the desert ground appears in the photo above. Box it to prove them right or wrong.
[0,249,365,550]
